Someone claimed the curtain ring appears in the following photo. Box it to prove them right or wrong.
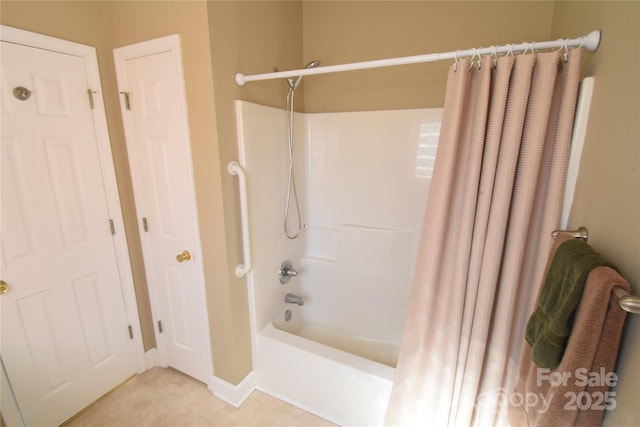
[507,44,514,56]
[492,45,498,68]
[454,50,460,72]
[468,49,477,70]
[563,38,569,63]
[476,48,482,70]
[522,42,530,55]
[530,41,537,54]
[578,36,584,48]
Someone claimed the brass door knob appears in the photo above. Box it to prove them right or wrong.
[176,250,191,263]
[0,280,9,295]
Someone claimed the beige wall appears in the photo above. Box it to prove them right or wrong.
[550,2,639,424]
[205,0,303,383]
[302,1,555,112]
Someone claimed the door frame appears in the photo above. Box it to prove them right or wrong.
[0,25,147,373]
[113,35,213,381]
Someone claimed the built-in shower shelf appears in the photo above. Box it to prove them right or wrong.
[301,255,338,264]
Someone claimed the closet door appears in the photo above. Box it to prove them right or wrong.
[114,35,210,383]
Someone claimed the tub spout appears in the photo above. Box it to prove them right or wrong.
[285,293,304,306]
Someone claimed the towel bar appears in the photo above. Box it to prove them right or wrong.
[551,226,589,241]
[614,287,640,314]
[552,226,640,314]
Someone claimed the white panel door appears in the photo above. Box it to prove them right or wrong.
[0,40,137,425]
[114,36,210,383]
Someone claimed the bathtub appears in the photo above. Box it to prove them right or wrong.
[254,317,395,426]
[251,255,404,426]
[274,304,400,368]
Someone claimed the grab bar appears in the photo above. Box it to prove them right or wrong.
[228,161,251,277]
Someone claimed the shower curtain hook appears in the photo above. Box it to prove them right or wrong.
[454,50,460,72]
[562,38,570,63]
[476,48,483,70]
[468,49,476,70]
[507,44,514,56]
[492,45,498,68]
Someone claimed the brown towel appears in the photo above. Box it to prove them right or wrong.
[509,238,630,427]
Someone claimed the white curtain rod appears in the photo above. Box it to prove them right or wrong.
[235,30,601,86]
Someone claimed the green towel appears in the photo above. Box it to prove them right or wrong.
[525,239,617,369]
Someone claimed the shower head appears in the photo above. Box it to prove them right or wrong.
[305,60,322,69]
[288,60,321,91]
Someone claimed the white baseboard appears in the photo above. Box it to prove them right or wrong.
[144,348,159,371]
[208,371,256,407]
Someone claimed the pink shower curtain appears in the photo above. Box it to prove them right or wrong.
[386,48,584,426]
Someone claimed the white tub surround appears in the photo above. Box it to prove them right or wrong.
[235,101,443,426]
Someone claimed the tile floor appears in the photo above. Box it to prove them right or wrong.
[63,367,337,426]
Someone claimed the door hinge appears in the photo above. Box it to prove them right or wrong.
[87,89,96,109]
[120,91,131,110]
[142,217,149,232]
[109,219,116,235]
[157,320,163,334]
[128,325,134,340]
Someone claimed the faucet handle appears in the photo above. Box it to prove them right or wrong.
[285,268,297,277]
[279,260,298,284]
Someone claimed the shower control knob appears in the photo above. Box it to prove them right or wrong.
[279,260,298,284]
